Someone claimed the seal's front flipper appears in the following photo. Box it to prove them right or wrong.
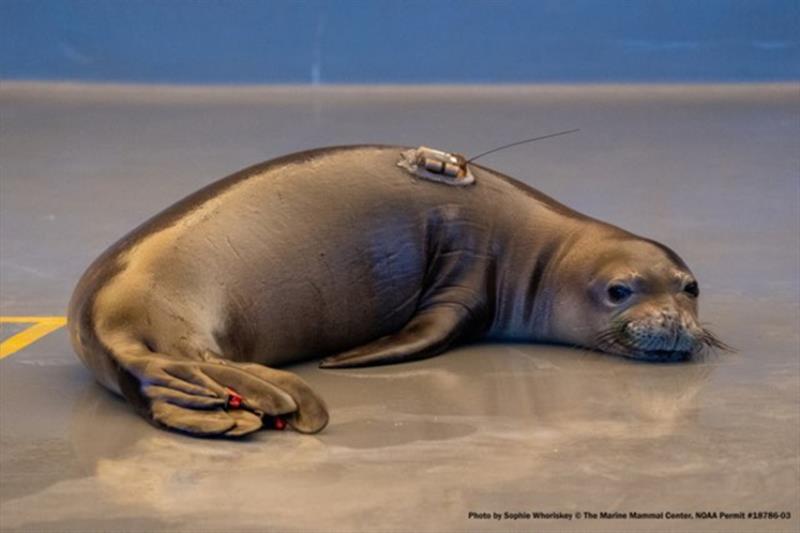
[320,304,472,369]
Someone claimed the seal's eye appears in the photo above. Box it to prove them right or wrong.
[607,284,633,304]
[683,281,699,298]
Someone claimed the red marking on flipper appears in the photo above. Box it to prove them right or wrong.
[225,387,243,409]
[225,387,286,430]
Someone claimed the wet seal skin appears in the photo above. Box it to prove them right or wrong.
[67,145,726,437]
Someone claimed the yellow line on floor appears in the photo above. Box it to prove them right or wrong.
[0,316,67,359]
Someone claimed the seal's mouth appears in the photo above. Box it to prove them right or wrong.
[626,348,692,362]
[590,337,696,362]
[592,322,730,362]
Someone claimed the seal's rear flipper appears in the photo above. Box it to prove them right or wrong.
[151,401,241,436]
[319,304,472,368]
[112,344,329,437]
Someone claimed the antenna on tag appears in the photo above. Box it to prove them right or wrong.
[467,128,580,163]
[397,128,579,186]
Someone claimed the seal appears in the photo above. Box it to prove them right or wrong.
[68,145,724,437]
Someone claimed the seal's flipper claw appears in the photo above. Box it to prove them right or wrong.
[320,304,471,368]
[150,400,237,436]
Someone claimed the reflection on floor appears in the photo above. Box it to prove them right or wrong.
[1,83,798,532]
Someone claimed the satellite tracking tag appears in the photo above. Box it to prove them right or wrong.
[397,146,475,186]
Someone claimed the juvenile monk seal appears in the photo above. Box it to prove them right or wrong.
[67,145,725,437]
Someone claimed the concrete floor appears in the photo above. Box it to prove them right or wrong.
[0,83,798,532]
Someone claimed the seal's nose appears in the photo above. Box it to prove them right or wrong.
[623,308,696,353]
[659,307,679,323]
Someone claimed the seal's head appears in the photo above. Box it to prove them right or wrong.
[547,231,727,362]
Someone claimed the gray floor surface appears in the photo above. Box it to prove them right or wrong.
[0,83,798,532]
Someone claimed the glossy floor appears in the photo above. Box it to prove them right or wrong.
[1,84,798,532]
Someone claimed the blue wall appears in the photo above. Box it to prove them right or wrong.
[1,0,797,84]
